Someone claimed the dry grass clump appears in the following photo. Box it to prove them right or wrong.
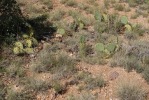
[116,79,147,100]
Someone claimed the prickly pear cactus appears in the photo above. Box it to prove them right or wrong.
[15,42,23,49]
[94,42,118,58]
[95,43,105,52]
[26,39,32,48]
[22,34,29,39]
[32,37,38,46]
[13,30,38,55]
[57,28,65,35]
[79,22,84,29]
[121,16,128,25]
[94,11,102,22]
[13,46,24,55]
[102,14,108,22]
[105,43,117,53]
[125,24,132,32]
[80,35,86,43]
[13,47,20,55]
[24,48,34,54]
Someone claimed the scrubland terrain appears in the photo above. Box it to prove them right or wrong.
[1,0,149,100]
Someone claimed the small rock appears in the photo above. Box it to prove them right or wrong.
[55,34,63,38]
[109,71,119,81]
[30,54,35,58]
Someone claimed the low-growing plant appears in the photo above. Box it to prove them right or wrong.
[42,0,53,9]
[111,40,149,73]
[52,81,65,94]
[6,60,25,78]
[50,9,66,21]
[65,0,77,7]
[6,87,35,100]
[114,4,125,11]
[117,80,147,100]
[131,13,139,19]
[79,35,87,58]
[86,0,98,6]
[84,75,106,90]
[70,92,97,100]
[104,0,110,9]
[31,49,76,78]
[25,77,50,92]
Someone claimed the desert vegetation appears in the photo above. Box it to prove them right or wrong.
[1,0,149,99]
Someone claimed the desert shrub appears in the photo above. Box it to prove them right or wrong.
[84,75,106,90]
[6,59,25,78]
[67,92,97,100]
[110,40,149,72]
[51,81,66,94]
[122,0,148,7]
[114,4,124,11]
[117,80,147,100]
[48,52,76,75]
[6,87,35,100]
[25,77,50,92]
[76,72,106,90]
[50,9,65,21]
[31,48,76,77]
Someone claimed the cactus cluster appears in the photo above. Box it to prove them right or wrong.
[94,11,108,22]
[120,16,137,32]
[94,42,117,58]
[71,18,85,31]
[13,30,38,55]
